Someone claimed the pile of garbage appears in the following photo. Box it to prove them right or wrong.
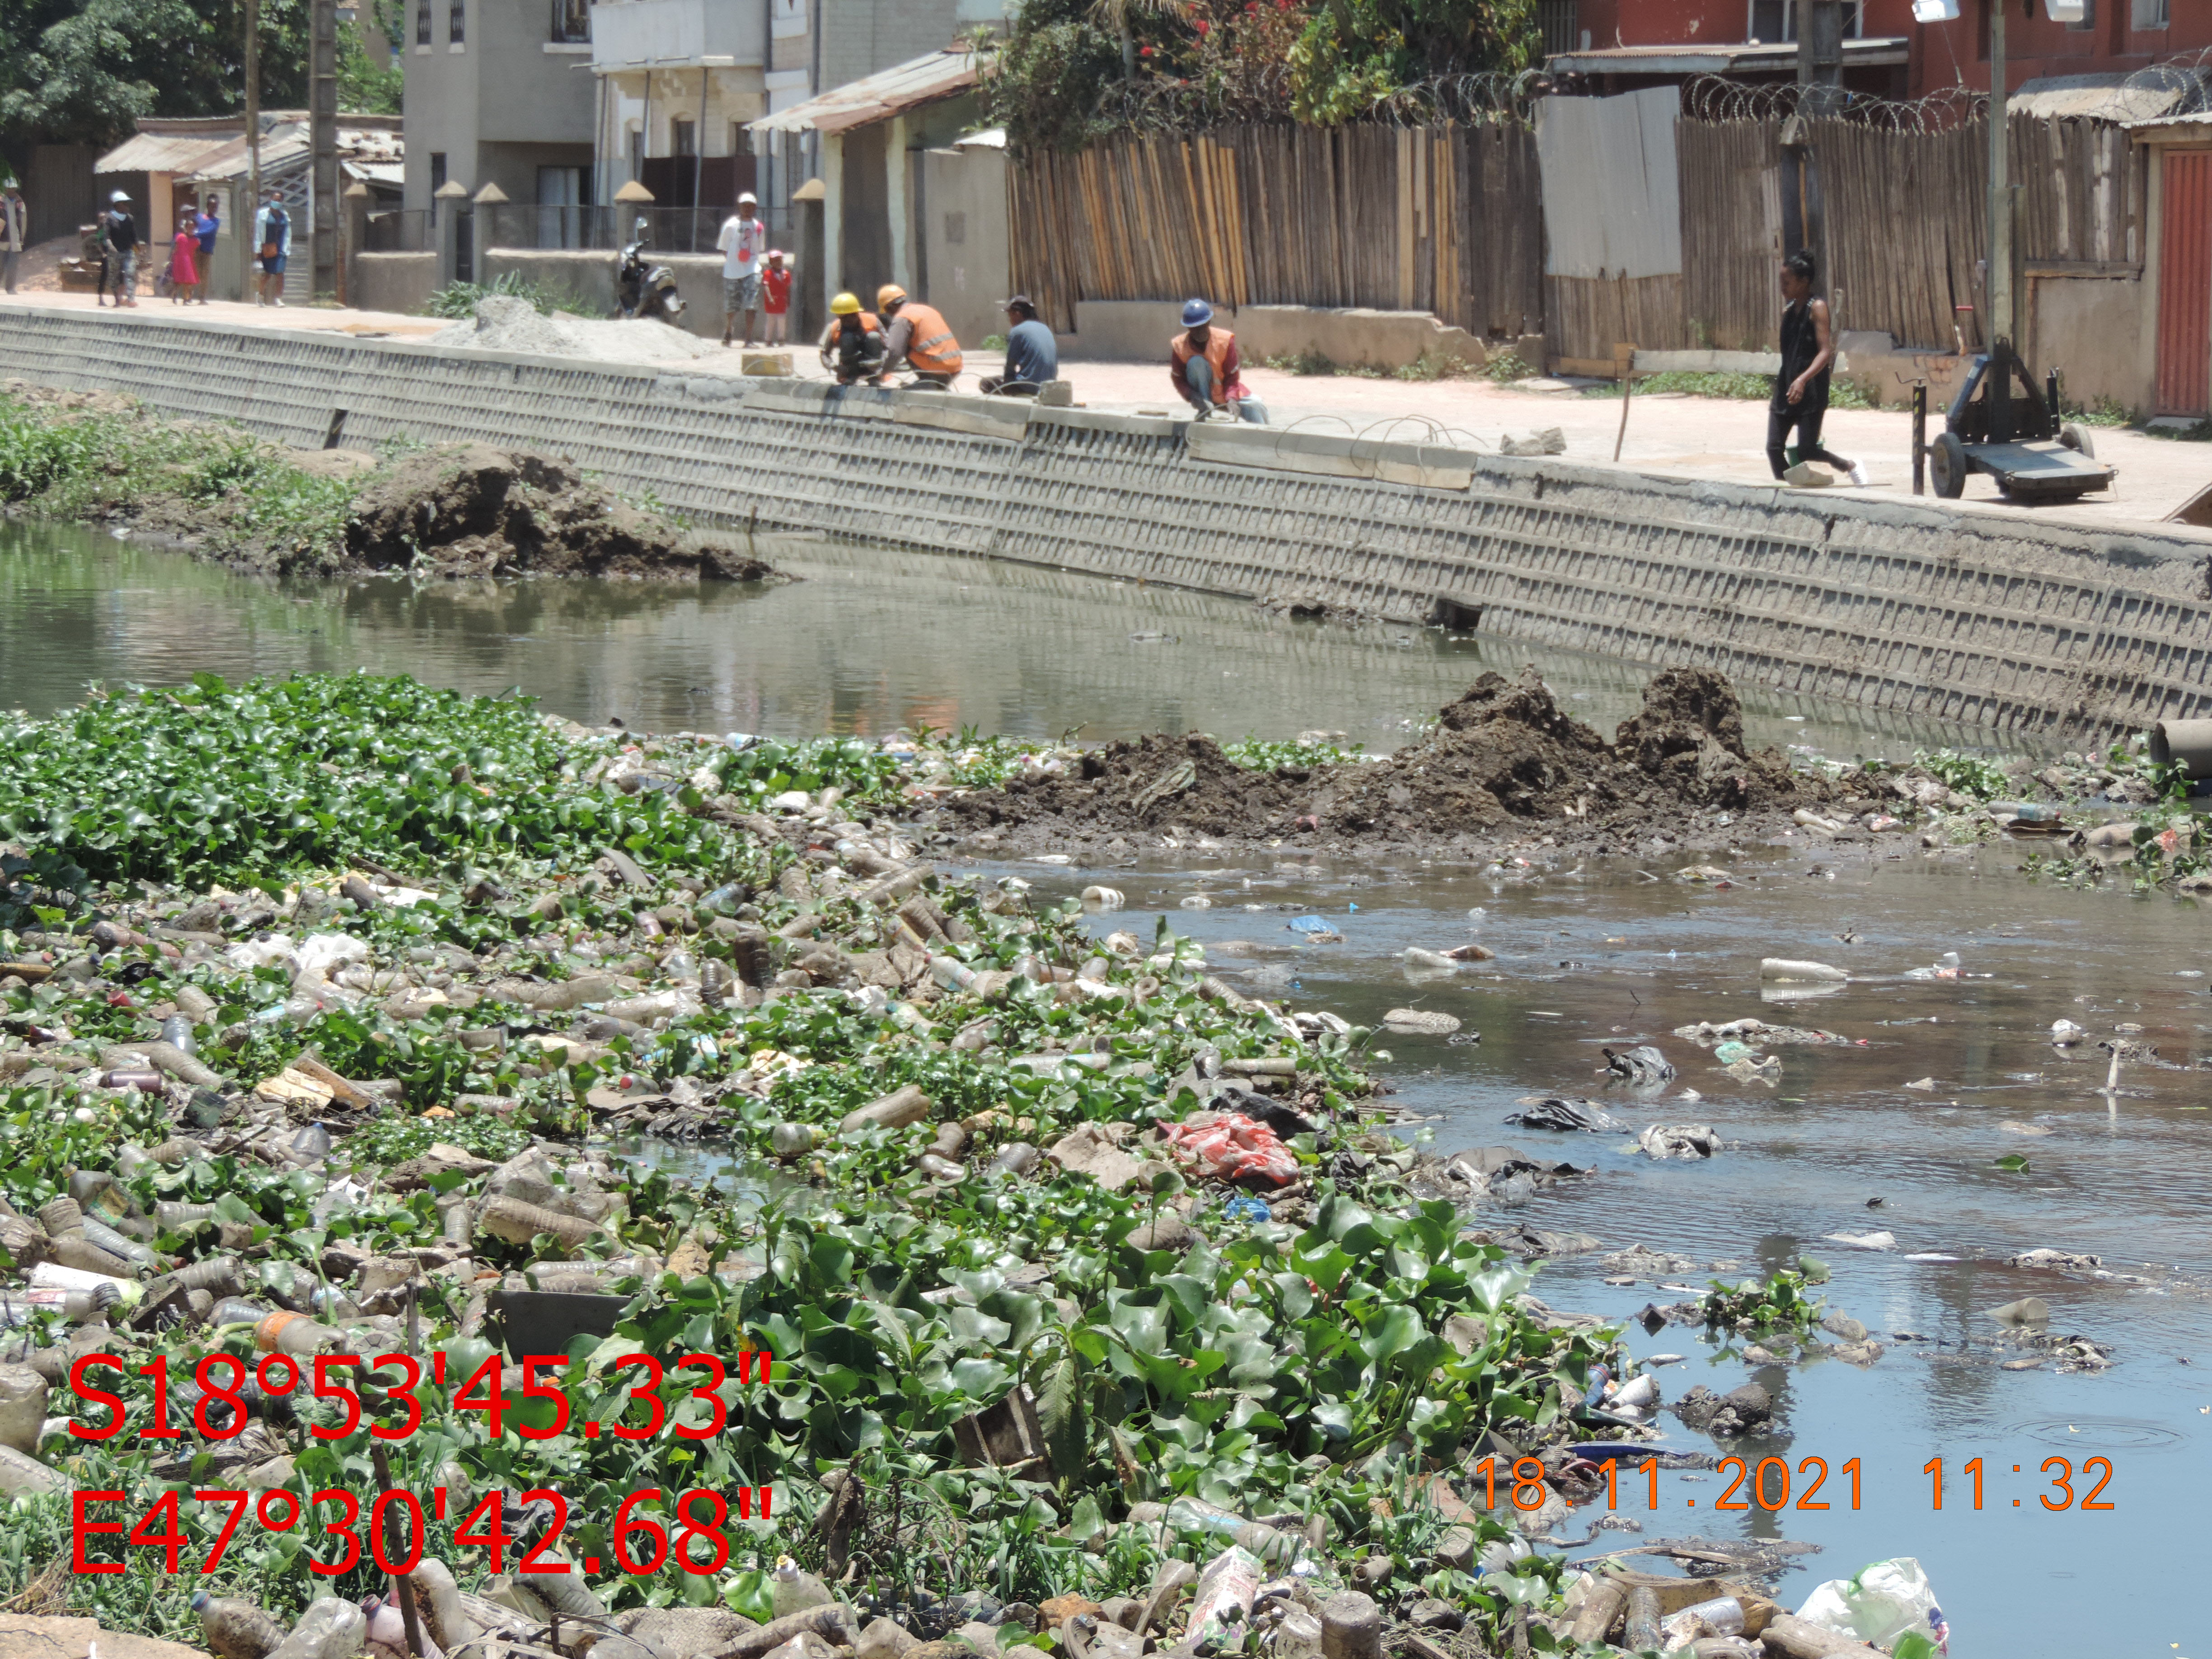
[0,671,1671,1656]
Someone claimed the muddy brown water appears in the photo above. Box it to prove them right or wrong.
[4,519,2191,1650]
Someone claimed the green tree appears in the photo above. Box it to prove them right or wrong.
[1290,0,1539,123]
[982,0,1126,155]
[0,0,314,148]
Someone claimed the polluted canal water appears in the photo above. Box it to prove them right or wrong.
[0,515,2196,1657]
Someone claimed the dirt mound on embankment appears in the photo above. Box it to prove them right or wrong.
[341,444,780,581]
[941,666,1856,856]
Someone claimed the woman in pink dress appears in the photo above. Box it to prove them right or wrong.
[168,212,199,304]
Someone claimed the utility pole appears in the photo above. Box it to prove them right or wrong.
[245,0,260,292]
[311,0,338,298]
[1988,0,2014,437]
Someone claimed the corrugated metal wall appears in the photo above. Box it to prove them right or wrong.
[2157,150,2211,416]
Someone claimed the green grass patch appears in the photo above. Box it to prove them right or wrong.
[423,268,593,319]
[0,392,360,564]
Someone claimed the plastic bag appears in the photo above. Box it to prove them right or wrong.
[1161,1112,1299,1188]
[1795,1556,1950,1654]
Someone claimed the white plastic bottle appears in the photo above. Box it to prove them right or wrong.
[266,1598,367,1659]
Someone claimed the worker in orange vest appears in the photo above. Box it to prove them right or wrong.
[819,291,887,384]
[876,284,964,387]
[1170,298,1267,424]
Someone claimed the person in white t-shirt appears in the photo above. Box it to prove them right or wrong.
[716,192,768,347]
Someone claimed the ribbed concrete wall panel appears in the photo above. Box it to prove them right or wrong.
[4,303,2209,742]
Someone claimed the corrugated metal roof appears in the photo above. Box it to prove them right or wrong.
[2012,73,2190,122]
[749,47,976,135]
[96,131,238,174]
[98,117,402,177]
[1545,36,1908,75]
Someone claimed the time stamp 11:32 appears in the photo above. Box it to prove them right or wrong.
[1475,1454,2116,1512]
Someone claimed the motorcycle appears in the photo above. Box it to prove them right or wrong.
[614,220,684,323]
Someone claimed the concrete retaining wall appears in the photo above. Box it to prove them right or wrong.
[1067,300,1528,371]
[354,253,438,317]
[3,302,2207,743]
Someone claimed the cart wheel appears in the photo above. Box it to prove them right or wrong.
[1931,431,1968,500]
[2060,422,2096,459]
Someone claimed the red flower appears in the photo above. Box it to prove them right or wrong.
[1194,16,1209,32]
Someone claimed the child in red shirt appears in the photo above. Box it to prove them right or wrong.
[761,250,792,345]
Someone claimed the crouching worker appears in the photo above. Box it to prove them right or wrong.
[1171,298,1265,424]
[981,294,1057,396]
[819,291,886,385]
[876,284,962,388]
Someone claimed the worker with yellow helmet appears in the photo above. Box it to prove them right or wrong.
[818,290,886,385]
[875,283,963,388]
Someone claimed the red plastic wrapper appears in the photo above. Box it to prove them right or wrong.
[1160,1112,1299,1188]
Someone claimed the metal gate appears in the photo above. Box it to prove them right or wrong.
[2157,149,2212,417]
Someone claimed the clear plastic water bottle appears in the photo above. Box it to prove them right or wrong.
[265,1597,367,1659]
[770,1555,833,1619]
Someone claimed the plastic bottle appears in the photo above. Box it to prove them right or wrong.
[408,1559,474,1651]
[0,1364,50,1453]
[156,1201,222,1231]
[252,1310,344,1356]
[160,1015,198,1055]
[192,1590,289,1659]
[266,1597,367,1659]
[770,1556,833,1619]
[1660,1595,1744,1645]
[211,1297,276,1331]
[289,1123,333,1161]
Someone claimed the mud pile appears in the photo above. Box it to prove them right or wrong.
[1322,666,1826,839]
[944,666,1851,853]
[339,443,782,581]
[950,731,1310,841]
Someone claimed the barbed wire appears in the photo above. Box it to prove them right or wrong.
[1085,67,1541,136]
[1678,75,1985,133]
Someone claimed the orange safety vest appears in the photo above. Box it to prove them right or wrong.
[1171,327,1236,404]
[894,301,963,374]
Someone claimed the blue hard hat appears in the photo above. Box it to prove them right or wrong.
[1181,298,1214,328]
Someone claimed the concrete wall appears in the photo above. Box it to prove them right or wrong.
[1064,300,1523,371]
[403,0,599,223]
[918,146,1007,354]
[2032,272,2153,418]
[356,252,439,315]
[482,248,729,333]
[1,301,2207,744]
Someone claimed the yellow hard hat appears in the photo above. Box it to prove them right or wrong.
[830,291,861,316]
[876,283,906,310]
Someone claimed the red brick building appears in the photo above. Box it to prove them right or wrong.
[1546,1,2211,99]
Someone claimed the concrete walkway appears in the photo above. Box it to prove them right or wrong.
[9,288,2208,530]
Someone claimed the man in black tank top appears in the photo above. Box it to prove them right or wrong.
[1768,250,1866,486]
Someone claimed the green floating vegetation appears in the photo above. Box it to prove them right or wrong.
[0,672,1617,1648]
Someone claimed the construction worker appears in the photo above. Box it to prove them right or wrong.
[1171,298,1266,423]
[818,291,886,385]
[876,283,963,388]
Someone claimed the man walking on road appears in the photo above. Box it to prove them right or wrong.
[253,190,291,306]
[98,191,140,308]
[717,191,767,348]
[0,180,26,295]
[1768,250,1865,486]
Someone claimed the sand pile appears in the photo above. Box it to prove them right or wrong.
[432,295,719,364]
[944,667,1848,852]
[341,443,783,581]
